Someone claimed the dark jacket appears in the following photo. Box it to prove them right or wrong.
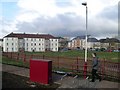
[92,57,99,70]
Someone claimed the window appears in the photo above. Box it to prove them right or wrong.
[31,43,33,46]
[27,43,28,46]
[52,43,53,46]
[39,43,41,45]
[39,39,41,41]
[39,48,41,50]
[56,48,57,50]
[34,43,36,46]
[6,43,8,46]
[56,43,57,46]
[27,48,28,51]
[34,38,36,41]
[6,38,8,40]
[31,38,33,41]
[12,48,14,51]
[31,48,33,50]
[56,39,57,41]
[12,38,13,40]
[7,48,8,51]
[27,38,28,40]
[12,43,14,46]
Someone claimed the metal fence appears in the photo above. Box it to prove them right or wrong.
[2,52,120,80]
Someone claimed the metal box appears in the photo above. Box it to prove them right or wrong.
[30,59,52,84]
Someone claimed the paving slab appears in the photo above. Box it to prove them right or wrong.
[2,64,29,77]
[2,64,120,89]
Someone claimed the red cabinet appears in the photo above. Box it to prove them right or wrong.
[30,59,52,84]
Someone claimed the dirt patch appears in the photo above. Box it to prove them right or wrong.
[2,71,59,89]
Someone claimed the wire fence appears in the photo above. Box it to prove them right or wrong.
[2,52,120,81]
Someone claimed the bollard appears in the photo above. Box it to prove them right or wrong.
[84,62,87,79]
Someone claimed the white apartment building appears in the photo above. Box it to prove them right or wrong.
[3,33,58,52]
[0,39,3,48]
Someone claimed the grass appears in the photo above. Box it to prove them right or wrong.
[25,50,119,62]
[2,54,120,83]
[1,56,29,68]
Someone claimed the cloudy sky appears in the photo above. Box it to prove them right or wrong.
[0,0,119,39]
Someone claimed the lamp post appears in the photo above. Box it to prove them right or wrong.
[82,2,88,79]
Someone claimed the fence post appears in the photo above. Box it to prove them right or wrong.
[17,53,19,60]
[43,55,45,59]
[102,58,105,80]
[76,57,79,72]
[30,54,33,60]
[57,56,59,69]
[11,52,12,59]
[24,53,26,62]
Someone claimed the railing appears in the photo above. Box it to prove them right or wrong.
[2,52,120,80]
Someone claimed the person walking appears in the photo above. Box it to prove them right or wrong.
[90,53,101,82]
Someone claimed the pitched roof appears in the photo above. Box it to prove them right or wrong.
[73,35,91,40]
[4,33,57,39]
[73,36,85,40]
[87,38,98,42]
[99,38,120,43]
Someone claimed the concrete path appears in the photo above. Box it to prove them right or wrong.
[1,64,120,89]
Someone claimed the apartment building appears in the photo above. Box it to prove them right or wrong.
[0,39,3,48]
[68,36,100,49]
[68,36,86,49]
[3,33,58,52]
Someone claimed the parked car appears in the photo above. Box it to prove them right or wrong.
[113,50,119,52]
[60,48,68,52]
[100,48,106,51]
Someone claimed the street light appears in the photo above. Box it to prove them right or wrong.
[82,2,88,79]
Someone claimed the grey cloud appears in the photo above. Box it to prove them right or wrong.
[16,13,86,37]
[97,4,118,20]
[84,4,118,38]
[15,11,117,38]
[88,18,117,38]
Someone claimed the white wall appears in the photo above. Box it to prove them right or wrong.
[24,38,45,52]
[68,42,71,48]
[3,37,58,52]
[50,39,58,51]
[3,37,18,52]
[0,41,3,47]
